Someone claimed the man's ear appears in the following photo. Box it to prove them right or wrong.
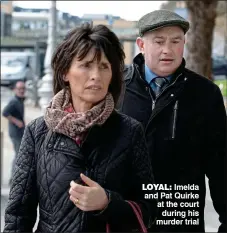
[136,37,145,54]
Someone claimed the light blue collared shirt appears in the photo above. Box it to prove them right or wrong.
[145,64,172,90]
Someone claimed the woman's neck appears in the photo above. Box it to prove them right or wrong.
[72,97,93,113]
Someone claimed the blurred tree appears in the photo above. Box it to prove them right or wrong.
[161,0,225,15]
[185,0,218,80]
[160,1,177,10]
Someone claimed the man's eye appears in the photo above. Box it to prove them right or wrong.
[173,41,179,44]
[156,41,164,44]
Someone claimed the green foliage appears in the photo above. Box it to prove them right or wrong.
[214,79,227,97]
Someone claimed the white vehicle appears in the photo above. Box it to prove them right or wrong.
[1,51,36,86]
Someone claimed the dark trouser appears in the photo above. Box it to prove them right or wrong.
[10,136,22,179]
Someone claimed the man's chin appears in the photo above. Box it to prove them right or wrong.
[159,67,178,76]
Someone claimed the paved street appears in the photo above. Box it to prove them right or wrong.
[0,86,222,231]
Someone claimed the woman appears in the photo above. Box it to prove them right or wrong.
[4,23,157,232]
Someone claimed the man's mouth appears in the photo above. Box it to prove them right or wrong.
[160,58,174,61]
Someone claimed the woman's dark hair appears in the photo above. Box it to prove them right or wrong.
[51,22,125,105]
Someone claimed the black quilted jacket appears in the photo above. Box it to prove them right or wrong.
[4,110,157,232]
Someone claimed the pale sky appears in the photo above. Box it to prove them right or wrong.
[13,1,166,21]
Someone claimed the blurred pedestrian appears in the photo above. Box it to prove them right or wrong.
[119,9,227,232]
[2,81,26,185]
[3,23,157,232]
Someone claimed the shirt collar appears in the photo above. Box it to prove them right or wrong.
[145,64,157,84]
[144,64,172,84]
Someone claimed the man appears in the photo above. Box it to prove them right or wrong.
[118,10,226,232]
[2,81,26,185]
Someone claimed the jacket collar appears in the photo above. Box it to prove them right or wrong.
[15,95,25,102]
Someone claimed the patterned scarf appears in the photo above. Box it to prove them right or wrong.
[44,88,114,142]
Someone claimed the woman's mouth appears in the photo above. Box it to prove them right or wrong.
[86,85,102,90]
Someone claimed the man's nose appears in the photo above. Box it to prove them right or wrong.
[162,42,172,54]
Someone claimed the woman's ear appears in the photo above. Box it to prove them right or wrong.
[63,75,68,82]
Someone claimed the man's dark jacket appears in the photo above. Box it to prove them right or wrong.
[2,95,25,138]
[3,111,157,232]
[119,53,227,232]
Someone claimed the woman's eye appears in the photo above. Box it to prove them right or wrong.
[82,63,90,68]
[100,65,108,69]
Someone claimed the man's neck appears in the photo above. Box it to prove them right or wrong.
[145,64,173,77]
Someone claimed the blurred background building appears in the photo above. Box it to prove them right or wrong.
[1,0,226,96]
[1,2,138,65]
[0,0,140,111]
[1,0,13,37]
[11,6,81,40]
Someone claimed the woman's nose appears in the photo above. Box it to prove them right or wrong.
[90,68,101,81]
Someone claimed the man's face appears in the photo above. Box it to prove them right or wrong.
[136,26,185,77]
[14,81,26,98]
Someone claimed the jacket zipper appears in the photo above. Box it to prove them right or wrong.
[148,87,155,110]
[145,73,183,132]
[172,100,179,139]
[152,73,182,109]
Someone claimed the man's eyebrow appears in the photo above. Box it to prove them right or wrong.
[171,36,183,40]
[152,35,183,40]
[153,36,165,39]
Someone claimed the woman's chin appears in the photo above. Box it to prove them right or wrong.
[84,94,106,105]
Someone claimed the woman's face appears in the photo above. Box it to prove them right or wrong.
[65,47,112,107]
